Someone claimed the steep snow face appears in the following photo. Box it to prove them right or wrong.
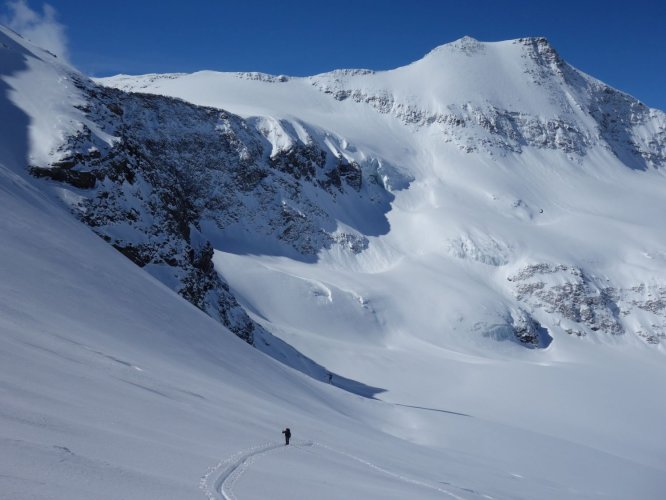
[3,26,666,499]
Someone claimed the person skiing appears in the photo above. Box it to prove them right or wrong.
[282,427,291,445]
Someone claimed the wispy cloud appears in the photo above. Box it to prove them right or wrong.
[1,0,68,60]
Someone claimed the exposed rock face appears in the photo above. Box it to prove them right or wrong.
[510,308,552,348]
[519,36,666,171]
[437,104,591,155]
[623,284,666,344]
[268,144,362,192]
[32,76,394,348]
[509,264,623,336]
[507,263,666,343]
[585,83,666,171]
[312,80,593,157]
[30,164,97,189]
[477,308,552,348]
[269,143,324,181]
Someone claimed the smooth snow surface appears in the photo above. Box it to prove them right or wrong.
[2,27,665,499]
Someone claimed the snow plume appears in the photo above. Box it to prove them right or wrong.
[1,0,68,59]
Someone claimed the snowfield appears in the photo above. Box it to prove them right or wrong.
[1,25,666,499]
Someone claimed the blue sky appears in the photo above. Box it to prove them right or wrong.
[3,0,665,110]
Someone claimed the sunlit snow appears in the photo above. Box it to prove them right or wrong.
[2,26,665,499]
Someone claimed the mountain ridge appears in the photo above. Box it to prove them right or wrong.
[98,35,665,169]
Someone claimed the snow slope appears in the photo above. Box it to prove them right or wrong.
[1,26,665,499]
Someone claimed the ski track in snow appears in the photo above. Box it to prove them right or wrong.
[199,441,284,500]
[200,440,490,500]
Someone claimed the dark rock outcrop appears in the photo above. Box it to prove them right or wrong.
[29,75,394,350]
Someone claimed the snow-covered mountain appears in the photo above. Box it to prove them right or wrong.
[97,35,666,348]
[1,24,665,499]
